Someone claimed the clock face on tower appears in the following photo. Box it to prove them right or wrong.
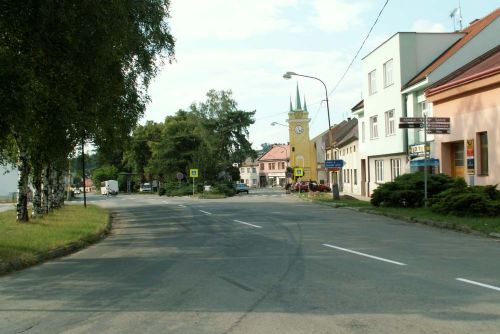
[294,125,304,134]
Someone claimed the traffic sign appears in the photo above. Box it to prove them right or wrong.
[427,129,450,134]
[176,172,184,180]
[325,160,344,168]
[189,169,199,178]
[427,117,450,123]
[399,123,424,129]
[427,123,450,129]
[400,117,424,123]
[294,168,304,177]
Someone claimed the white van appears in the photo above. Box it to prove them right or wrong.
[101,180,118,195]
[140,182,152,192]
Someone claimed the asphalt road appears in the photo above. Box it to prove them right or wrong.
[1,188,499,333]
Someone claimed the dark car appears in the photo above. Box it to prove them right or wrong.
[235,183,249,194]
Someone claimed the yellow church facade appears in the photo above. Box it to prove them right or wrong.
[287,85,318,181]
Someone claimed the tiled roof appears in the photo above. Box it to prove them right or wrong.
[403,8,500,89]
[257,144,290,161]
[426,45,500,96]
[324,118,358,148]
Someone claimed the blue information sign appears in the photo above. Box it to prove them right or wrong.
[325,160,344,168]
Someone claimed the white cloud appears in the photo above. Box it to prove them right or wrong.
[410,19,446,32]
[309,0,372,32]
[170,0,297,40]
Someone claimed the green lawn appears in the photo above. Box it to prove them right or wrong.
[0,205,109,272]
[302,192,500,235]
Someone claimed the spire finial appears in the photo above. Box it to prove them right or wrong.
[289,96,293,112]
[295,83,302,110]
[303,95,308,112]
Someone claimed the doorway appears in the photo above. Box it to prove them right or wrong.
[451,141,465,177]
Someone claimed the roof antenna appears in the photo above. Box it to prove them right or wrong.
[450,0,463,31]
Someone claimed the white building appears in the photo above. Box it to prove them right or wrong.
[311,130,329,185]
[337,120,360,196]
[402,9,500,172]
[239,157,259,187]
[356,31,467,196]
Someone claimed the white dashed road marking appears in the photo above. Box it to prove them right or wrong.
[200,210,212,215]
[234,220,262,229]
[323,243,407,266]
[456,278,500,292]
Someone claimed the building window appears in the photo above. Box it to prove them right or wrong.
[390,159,401,181]
[252,179,257,185]
[385,110,395,136]
[479,132,488,175]
[361,122,365,143]
[370,116,378,139]
[375,160,384,182]
[368,69,377,95]
[260,163,264,170]
[353,145,356,152]
[354,169,357,185]
[252,167,256,173]
[268,162,275,170]
[383,59,393,87]
[247,168,251,173]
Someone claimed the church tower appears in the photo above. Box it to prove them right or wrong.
[287,84,317,181]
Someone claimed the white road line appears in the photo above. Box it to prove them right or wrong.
[200,210,212,215]
[456,278,500,292]
[234,220,262,229]
[322,243,407,266]
[178,205,186,208]
[162,201,168,204]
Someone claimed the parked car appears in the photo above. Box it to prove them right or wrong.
[140,182,152,192]
[235,183,249,194]
[74,188,81,194]
[309,182,331,192]
[292,181,309,192]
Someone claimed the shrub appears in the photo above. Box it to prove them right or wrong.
[162,181,202,196]
[431,183,500,217]
[211,181,236,197]
[371,172,454,207]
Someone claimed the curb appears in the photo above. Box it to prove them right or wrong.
[0,213,113,277]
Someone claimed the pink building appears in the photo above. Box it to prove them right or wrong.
[257,144,290,187]
[426,46,500,185]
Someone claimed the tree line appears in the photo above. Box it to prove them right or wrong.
[92,89,257,191]
[0,1,175,222]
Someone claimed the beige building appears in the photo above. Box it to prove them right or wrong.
[426,46,500,186]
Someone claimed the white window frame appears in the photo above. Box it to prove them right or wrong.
[370,116,379,139]
[385,110,395,136]
[391,159,401,181]
[383,59,393,87]
[375,160,384,182]
[368,69,377,95]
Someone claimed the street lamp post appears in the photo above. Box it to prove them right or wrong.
[283,71,339,200]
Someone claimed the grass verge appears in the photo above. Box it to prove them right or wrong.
[300,192,500,236]
[0,204,110,275]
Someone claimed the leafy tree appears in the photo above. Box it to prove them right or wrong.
[91,165,119,189]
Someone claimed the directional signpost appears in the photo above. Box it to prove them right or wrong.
[399,116,451,207]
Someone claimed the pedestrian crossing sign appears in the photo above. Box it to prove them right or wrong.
[294,168,304,177]
[189,169,199,178]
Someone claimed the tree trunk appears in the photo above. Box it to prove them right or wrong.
[42,165,50,214]
[32,163,44,218]
[16,149,30,222]
[49,165,56,210]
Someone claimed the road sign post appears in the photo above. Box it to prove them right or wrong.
[190,169,198,196]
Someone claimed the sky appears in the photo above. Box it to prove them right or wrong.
[144,0,497,150]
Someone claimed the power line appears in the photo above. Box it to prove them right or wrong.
[328,0,390,96]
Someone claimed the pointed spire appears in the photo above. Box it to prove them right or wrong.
[289,96,293,112]
[295,83,302,110]
[303,95,308,112]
